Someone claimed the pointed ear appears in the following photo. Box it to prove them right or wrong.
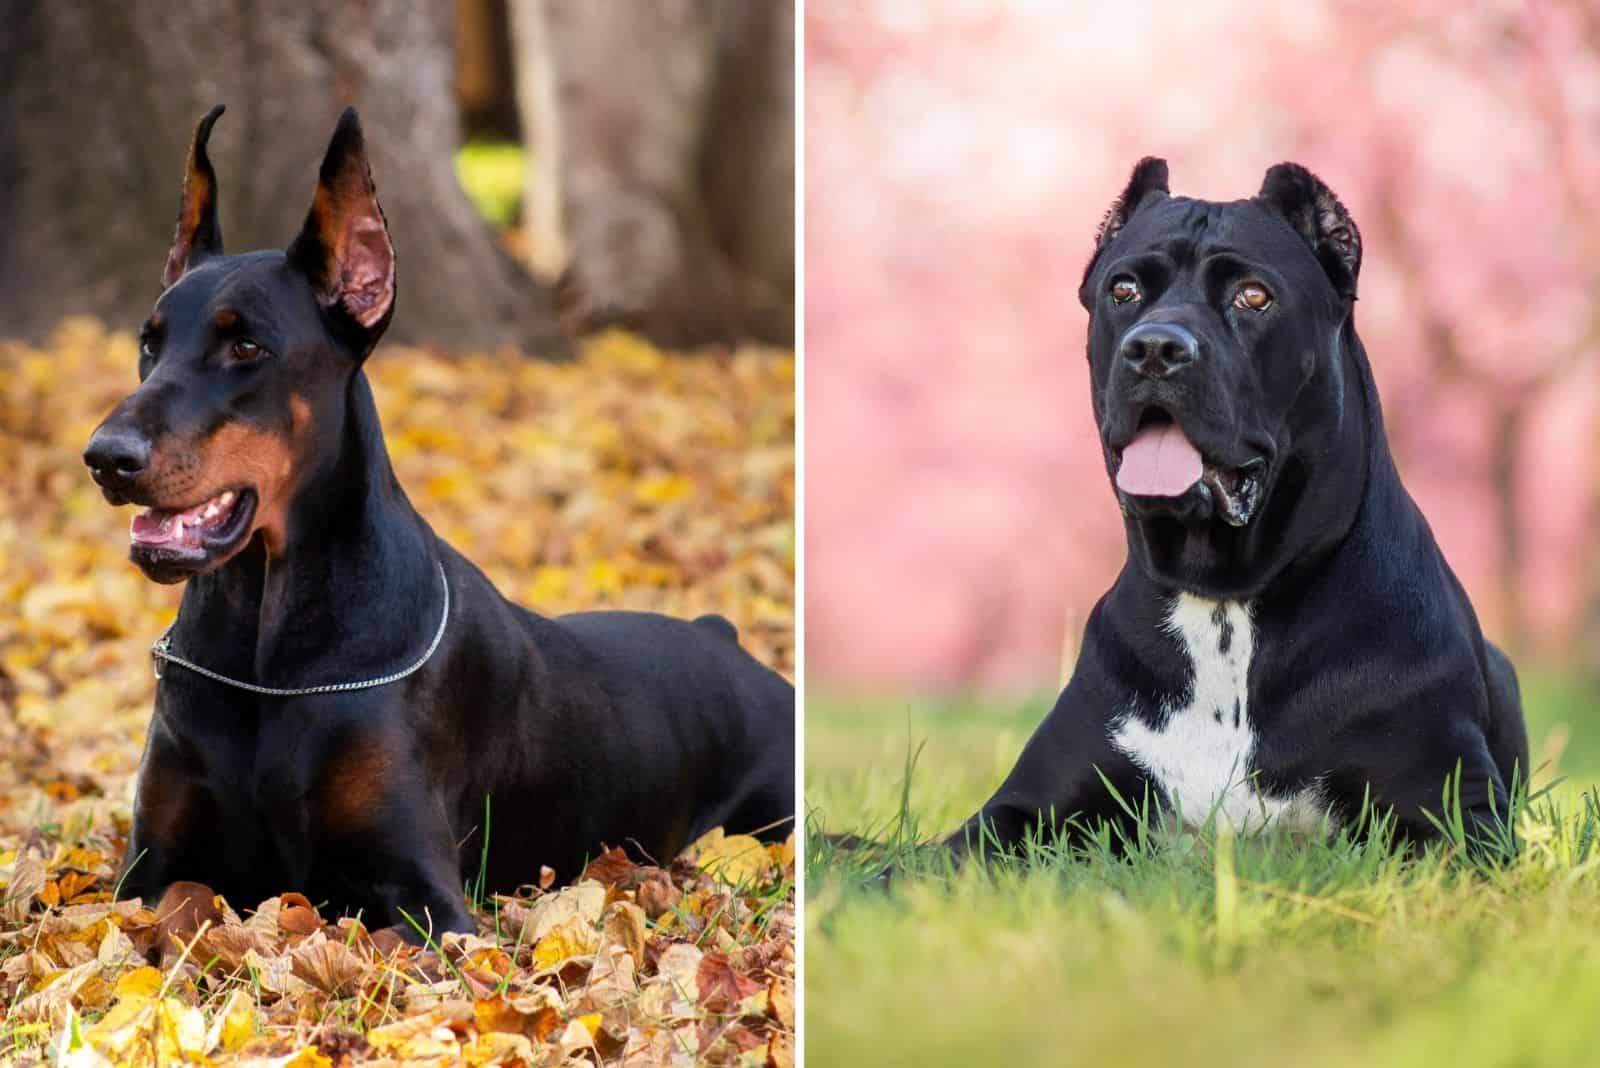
[1256,163,1362,299]
[1095,157,1170,249]
[163,105,226,289]
[286,107,396,345]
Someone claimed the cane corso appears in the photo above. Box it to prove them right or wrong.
[950,159,1526,860]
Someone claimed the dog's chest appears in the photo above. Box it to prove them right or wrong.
[1110,595,1327,832]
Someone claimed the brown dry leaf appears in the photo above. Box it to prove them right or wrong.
[601,899,649,965]
[658,943,705,1004]
[580,846,639,886]
[289,930,368,996]
[766,1035,796,1068]
[2,852,47,921]
[696,952,765,1015]
[153,880,224,958]
[366,1010,460,1059]
[518,881,606,944]
[637,868,683,920]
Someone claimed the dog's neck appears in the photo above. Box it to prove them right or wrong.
[175,371,441,688]
[1245,319,1384,601]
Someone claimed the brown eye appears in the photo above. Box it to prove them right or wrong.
[231,339,263,361]
[1110,277,1141,304]
[1234,283,1273,311]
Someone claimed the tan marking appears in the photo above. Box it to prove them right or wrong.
[163,149,215,286]
[197,423,297,557]
[135,764,192,846]
[137,397,315,565]
[212,308,240,330]
[319,735,391,832]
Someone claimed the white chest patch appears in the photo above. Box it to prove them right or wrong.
[1110,594,1330,833]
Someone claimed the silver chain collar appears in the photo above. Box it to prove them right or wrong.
[151,561,450,697]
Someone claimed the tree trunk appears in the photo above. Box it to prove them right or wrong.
[455,0,522,141]
[0,2,564,355]
[513,0,794,348]
[1488,404,1526,657]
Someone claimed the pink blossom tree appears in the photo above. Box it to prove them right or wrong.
[806,0,1600,692]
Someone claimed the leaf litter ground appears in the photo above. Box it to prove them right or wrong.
[0,320,795,1067]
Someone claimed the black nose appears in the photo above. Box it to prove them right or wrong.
[1119,322,1199,379]
[83,426,152,485]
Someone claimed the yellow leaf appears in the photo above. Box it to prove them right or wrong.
[587,559,624,598]
[113,966,163,1001]
[769,832,797,869]
[206,988,258,1054]
[424,471,468,500]
[531,913,600,970]
[152,998,207,1062]
[464,1031,535,1067]
[634,474,693,504]
[523,566,571,606]
[686,828,773,885]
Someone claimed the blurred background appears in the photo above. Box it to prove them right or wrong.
[1,0,794,351]
[806,0,1600,698]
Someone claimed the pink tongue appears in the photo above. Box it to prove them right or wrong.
[1116,422,1203,497]
[130,510,179,544]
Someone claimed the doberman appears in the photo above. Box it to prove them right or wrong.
[82,106,795,938]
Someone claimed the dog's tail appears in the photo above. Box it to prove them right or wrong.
[692,613,740,644]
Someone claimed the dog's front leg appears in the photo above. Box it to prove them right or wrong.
[324,816,474,941]
[118,725,232,908]
[1335,716,1516,859]
[946,681,1152,865]
[366,856,476,943]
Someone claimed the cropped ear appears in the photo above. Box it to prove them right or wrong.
[286,107,396,347]
[163,105,226,289]
[1094,157,1170,249]
[1256,163,1362,299]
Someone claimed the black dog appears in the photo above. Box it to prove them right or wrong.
[950,159,1526,859]
[83,106,794,936]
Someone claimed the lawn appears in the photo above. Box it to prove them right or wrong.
[805,674,1600,1067]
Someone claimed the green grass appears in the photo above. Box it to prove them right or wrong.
[455,140,526,228]
[805,672,1600,1067]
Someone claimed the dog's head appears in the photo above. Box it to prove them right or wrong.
[1080,158,1364,597]
[83,105,396,583]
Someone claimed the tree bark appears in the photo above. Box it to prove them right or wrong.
[0,1,564,354]
[513,0,794,348]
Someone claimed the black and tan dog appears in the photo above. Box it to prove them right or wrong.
[83,106,794,936]
[950,160,1526,861]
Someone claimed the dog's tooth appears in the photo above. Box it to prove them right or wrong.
[219,490,235,507]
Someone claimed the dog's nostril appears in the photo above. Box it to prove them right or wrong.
[83,430,152,479]
[1120,323,1200,378]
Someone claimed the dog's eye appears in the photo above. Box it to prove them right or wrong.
[1233,283,1273,311]
[140,338,158,359]
[1110,277,1142,304]
[230,339,265,362]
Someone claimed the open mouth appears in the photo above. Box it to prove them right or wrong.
[1113,411,1265,527]
[129,487,257,565]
